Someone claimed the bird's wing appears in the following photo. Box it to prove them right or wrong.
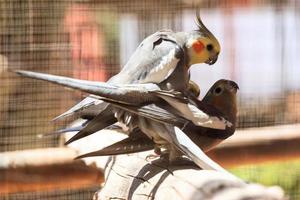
[52,97,106,121]
[92,96,186,127]
[65,105,117,145]
[152,90,233,130]
[91,88,232,131]
[110,30,185,85]
[95,97,234,142]
[169,126,242,181]
[50,30,185,121]
[75,129,154,159]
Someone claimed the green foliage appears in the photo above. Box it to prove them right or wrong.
[231,160,300,200]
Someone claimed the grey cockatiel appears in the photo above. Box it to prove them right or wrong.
[17,11,220,144]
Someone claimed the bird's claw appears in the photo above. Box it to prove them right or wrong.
[145,154,160,162]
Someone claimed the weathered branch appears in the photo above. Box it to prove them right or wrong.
[65,125,287,200]
[95,151,285,200]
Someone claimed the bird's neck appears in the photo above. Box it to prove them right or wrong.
[203,96,237,128]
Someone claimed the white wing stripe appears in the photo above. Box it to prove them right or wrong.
[172,126,243,182]
[141,48,179,83]
[159,95,231,130]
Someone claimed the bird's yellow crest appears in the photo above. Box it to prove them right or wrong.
[186,9,221,66]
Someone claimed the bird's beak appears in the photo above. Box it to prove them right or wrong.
[205,53,219,65]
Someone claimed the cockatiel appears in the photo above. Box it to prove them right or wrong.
[24,10,220,144]
[75,80,239,176]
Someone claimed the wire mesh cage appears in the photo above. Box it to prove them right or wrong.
[0,0,300,199]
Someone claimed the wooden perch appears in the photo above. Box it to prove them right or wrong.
[94,151,285,200]
[65,125,288,200]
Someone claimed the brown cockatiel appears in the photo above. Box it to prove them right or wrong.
[75,79,239,179]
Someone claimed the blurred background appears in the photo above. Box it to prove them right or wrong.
[0,0,299,199]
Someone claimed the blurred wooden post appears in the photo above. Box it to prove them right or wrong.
[0,148,103,194]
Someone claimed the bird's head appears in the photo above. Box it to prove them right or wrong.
[203,79,239,123]
[186,10,220,66]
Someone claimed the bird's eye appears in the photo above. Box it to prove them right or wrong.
[206,44,213,51]
[214,87,223,95]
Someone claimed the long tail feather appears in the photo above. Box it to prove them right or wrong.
[171,126,244,182]
[15,70,159,105]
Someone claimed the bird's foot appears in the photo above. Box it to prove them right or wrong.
[145,154,160,161]
[145,145,163,162]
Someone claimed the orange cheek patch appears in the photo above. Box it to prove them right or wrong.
[192,41,204,53]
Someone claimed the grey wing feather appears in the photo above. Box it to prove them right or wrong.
[65,106,117,145]
[170,126,243,182]
[95,96,187,126]
[52,97,106,121]
[152,91,232,130]
[75,129,154,159]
